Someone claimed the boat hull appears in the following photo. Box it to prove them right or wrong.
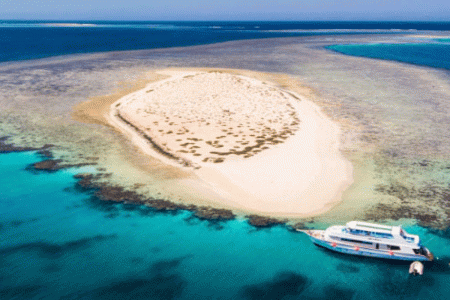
[309,233,431,262]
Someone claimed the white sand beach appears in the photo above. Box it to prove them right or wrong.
[108,69,353,216]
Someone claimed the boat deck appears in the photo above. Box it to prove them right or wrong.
[296,228,433,262]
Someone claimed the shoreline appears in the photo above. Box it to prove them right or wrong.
[74,67,354,218]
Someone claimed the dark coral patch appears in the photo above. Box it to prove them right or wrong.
[0,218,40,230]
[85,275,186,300]
[246,215,287,228]
[73,173,236,224]
[31,159,63,171]
[194,207,235,221]
[0,234,117,259]
[372,266,435,298]
[241,272,309,300]
[29,159,95,173]
[318,286,356,300]
[336,263,360,274]
[74,257,188,300]
[150,257,186,274]
[0,136,42,153]
[0,285,43,299]
[366,181,450,230]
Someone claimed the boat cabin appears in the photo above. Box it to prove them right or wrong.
[325,221,428,255]
[345,221,419,244]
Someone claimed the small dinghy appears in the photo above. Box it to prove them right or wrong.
[409,261,424,276]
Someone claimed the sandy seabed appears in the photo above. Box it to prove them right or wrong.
[104,69,353,216]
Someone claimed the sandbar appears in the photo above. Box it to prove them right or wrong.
[104,69,353,216]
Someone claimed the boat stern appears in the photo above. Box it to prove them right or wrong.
[425,248,434,261]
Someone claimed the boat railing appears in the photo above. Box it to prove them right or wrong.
[329,239,431,260]
[348,229,394,239]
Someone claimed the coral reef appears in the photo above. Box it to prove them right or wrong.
[0,136,53,153]
[246,215,286,228]
[73,173,236,222]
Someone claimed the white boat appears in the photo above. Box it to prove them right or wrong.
[299,221,434,261]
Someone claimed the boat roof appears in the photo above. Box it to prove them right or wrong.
[346,221,401,235]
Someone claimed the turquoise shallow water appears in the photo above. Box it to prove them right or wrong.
[327,42,450,70]
[1,152,450,299]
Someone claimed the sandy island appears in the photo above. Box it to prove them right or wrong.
[76,68,353,217]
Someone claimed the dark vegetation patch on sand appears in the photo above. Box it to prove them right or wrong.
[115,72,302,164]
[207,127,298,160]
[116,113,196,168]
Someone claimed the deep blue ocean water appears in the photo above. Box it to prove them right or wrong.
[1,21,450,63]
[0,152,450,299]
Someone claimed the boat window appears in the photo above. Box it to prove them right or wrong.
[349,229,393,239]
[370,232,394,239]
[404,236,415,243]
[413,247,427,255]
[387,245,401,251]
[341,238,372,245]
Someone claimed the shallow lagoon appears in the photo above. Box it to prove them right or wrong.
[328,42,450,70]
[1,152,449,299]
